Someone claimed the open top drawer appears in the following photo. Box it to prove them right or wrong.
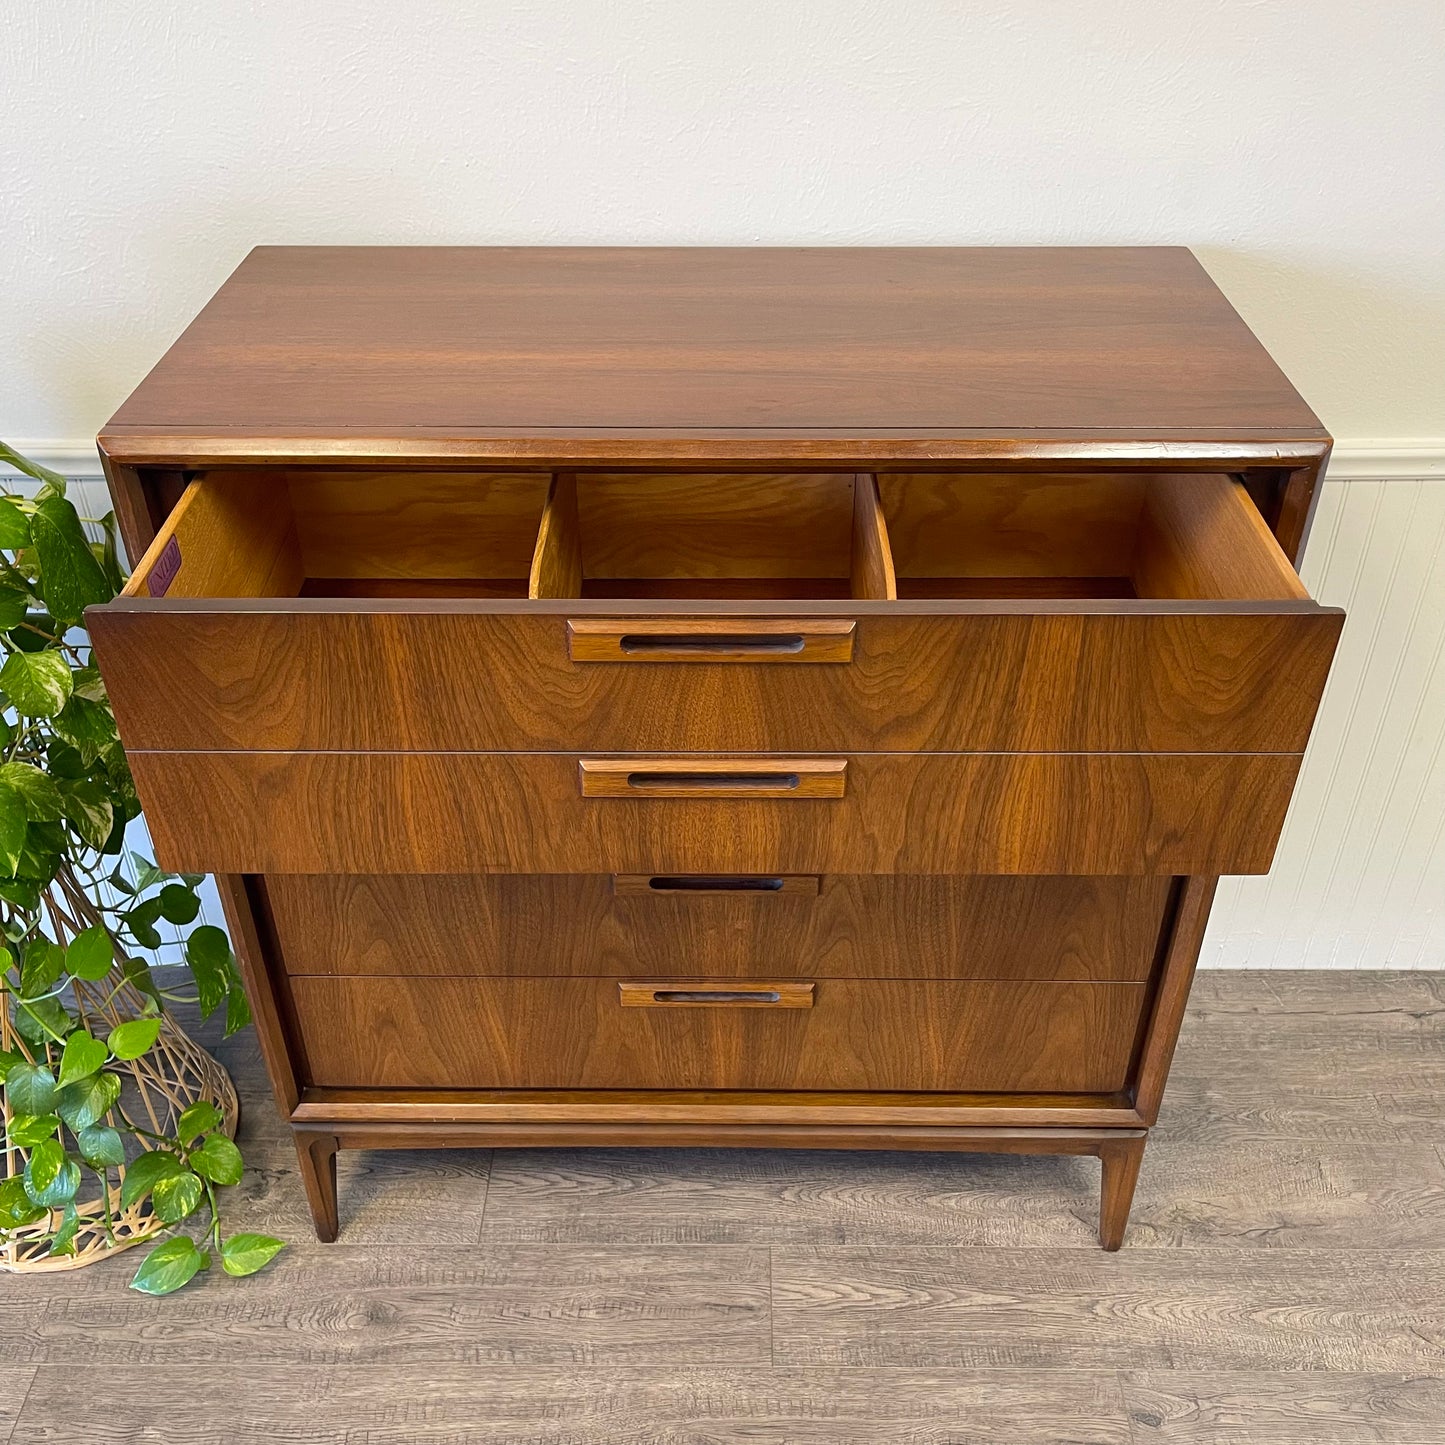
[87,468,1342,755]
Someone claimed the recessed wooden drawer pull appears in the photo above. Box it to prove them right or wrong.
[580,758,847,799]
[568,618,855,664]
[619,981,815,1008]
[612,873,821,896]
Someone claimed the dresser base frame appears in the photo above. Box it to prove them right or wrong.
[292,1122,1147,1249]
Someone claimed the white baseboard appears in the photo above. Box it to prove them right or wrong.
[4,438,1444,482]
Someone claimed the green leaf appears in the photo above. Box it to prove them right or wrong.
[11,993,71,1046]
[44,738,87,779]
[0,1046,22,1076]
[4,1060,57,1115]
[15,821,63,887]
[6,610,58,653]
[121,955,160,1002]
[76,1122,125,1168]
[57,1030,107,1087]
[189,1133,243,1186]
[120,1148,183,1209]
[123,897,164,951]
[48,1202,82,1257]
[0,876,43,913]
[18,939,65,998]
[55,1069,121,1131]
[129,855,167,893]
[186,926,232,1019]
[54,694,118,766]
[130,1234,207,1295]
[107,1016,161,1061]
[158,883,201,925]
[0,497,32,549]
[0,582,30,632]
[176,1099,223,1146]
[98,513,125,595]
[0,442,67,489]
[7,1113,61,1148]
[152,1168,204,1224]
[24,1138,80,1207]
[30,496,113,625]
[0,784,23,877]
[58,777,113,850]
[0,650,72,718]
[221,1233,286,1278]
[64,925,114,981]
[0,1174,47,1228]
[224,982,252,1037]
[70,665,108,704]
[0,761,63,820]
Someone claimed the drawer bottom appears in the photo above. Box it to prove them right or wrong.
[287,976,1148,1093]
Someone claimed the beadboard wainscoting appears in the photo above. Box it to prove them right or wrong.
[1205,469,1445,968]
[6,450,1444,971]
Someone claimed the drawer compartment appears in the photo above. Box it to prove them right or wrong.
[88,469,1341,756]
[286,975,1149,1092]
[130,749,1300,875]
[265,874,1172,981]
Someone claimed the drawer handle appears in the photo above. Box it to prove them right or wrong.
[568,618,855,664]
[631,770,797,792]
[622,632,805,656]
[652,874,783,891]
[580,758,847,799]
[613,874,821,896]
[619,981,814,1008]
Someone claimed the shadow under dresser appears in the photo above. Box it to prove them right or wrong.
[86,245,1344,1247]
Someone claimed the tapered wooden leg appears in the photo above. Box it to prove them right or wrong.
[293,1130,340,1242]
[1097,1134,1146,1251]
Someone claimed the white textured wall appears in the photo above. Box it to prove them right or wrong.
[2,0,1443,445]
[5,5,1444,969]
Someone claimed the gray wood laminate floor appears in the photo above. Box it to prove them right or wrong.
[3,970,1443,1443]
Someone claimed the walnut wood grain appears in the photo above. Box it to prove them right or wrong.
[126,750,1304,876]
[101,247,1327,446]
[89,603,1341,755]
[263,873,1168,982]
[286,975,1148,1093]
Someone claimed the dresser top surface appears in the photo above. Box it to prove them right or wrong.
[102,246,1326,467]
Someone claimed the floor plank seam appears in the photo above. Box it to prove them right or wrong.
[4,1368,38,1445]
[475,1147,496,1244]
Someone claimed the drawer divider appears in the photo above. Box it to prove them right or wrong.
[528,471,583,598]
[851,472,897,599]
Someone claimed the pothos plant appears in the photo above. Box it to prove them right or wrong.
[0,442,283,1293]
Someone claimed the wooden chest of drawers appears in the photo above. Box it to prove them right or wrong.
[88,246,1343,1248]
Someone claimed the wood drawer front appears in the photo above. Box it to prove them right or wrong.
[91,602,1339,756]
[286,975,1149,1093]
[265,874,1172,982]
[132,750,1300,876]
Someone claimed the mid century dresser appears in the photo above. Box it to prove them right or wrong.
[86,246,1343,1248]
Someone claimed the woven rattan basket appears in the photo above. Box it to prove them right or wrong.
[2,976,237,1272]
